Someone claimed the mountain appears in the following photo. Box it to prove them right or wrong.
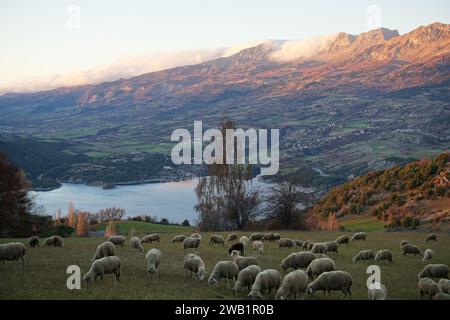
[0,22,449,190]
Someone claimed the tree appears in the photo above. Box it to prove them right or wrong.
[67,202,76,229]
[181,219,190,226]
[104,220,117,237]
[76,211,89,237]
[0,152,34,237]
[96,207,125,222]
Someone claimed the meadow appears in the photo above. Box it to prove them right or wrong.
[1,226,449,300]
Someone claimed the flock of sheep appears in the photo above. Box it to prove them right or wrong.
[0,231,449,300]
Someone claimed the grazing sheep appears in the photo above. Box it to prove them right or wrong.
[301,240,314,250]
[226,233,238,243]
[141,233,160,244]
[375,249,393,264]
[351,232,367,242]
[418,264,449,280]
[314,253,328,259]
[130,237,144,252]
[276,270,308,300]
[228,243,244,255]
[209,235,225,246]
[352,250,375,263]
[252,241,264,255]
[208,261,239,288]
[83,256,121,286]
[293,240,303,247]
[279,238,296,249]
[310,242,327,254]
[239,236,249,246]
[400,240,409,247]
[434,292,450,300]
[307,271,353,299]
[422,249,434,263]
[91,241,116,261]
[402,244,423,256]
[28,236,39,248]
[172,235,186,243]
[273,233,281,240]
[281,252,316,272]
[233,265,261,294]
[43,235,64,247]
[0,242,26,268]
[306,242,315,251]
[183,254,207,280]
[306,258,336,279]
[183,237,200,250]
[368,283,388,300]
[424,233,437,242]
[325,241,339,254]
[190,233,202,240]
[107,235,125,247]
[145,248,162,277]
[418,278,442,299]
[262,233,275,241]
[230,250,258,270]
[249,233,264,241]
[335,235,349,245]
[438,279,450,293]
[249,269,281,300]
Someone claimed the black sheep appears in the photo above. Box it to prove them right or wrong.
[228,243,244,255]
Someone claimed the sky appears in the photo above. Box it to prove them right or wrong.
[0,0,449,93]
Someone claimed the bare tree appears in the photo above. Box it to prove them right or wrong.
[96,207,125,223]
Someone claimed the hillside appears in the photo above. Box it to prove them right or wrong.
[308,152,450,231]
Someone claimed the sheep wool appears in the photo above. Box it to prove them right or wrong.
[352,250,375,263]
[208,261,239,288]
[368,283,388,300]
[209,235,225,246]
[92,241,116,261]
[249,269,281,300]
[230,250,258,270]
[226,233,238,243]
[375,249,393,264]
[233,265,261,294]
[418,278,441,299]
[418,264,449,280]
[83,256,121,286]
[145,248,162,277]
[107,235,126,247]
[172,235,186,243]
[307,270,353,299]
[28,236,40,248]
[130,237,144,252]
[275,270,308,300]
[0,242,26,268]
[183,253,207,280]
[183,237,200,250]
[306,258,336,279]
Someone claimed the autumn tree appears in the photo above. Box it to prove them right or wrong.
[96,207,125,223]
[76,211,89,237]
[67,202,76,229]
[104,220,117,237]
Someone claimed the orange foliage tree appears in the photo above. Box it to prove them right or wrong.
[319,212,340,231]
[76,211,89,237]
[68,202,76,229]
[104,220,117,238]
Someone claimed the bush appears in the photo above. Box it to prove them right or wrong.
[44,225,75,238]
[181,219,190,227]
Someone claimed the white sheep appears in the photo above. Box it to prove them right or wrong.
[433,292,450,300]
[424,233,437,242]
[306,258,336,279]
[307,270,353,299]
[107,235,126,247]
[418,264,449,280]
[273,233,281,240]
[351,232,367,241]
[226,233,238,243]
[252,240,264,255]
[184,253,207,280]
[230,250,258,270]
[418,278,442,299]
[249,233,264,241]
[91,241,116,261]
[279,238,296,248]
[233,265,261,295]
[0,242,26,268]
[310,242,327,254]
[400,240,409,247]
[130,237,144,252]
[248,269,281,300]
[375,249,393,264]
[28,236,40,248]
[301,240,314,250]
[368,283,388,300]
[239,236,249,246]
[208,261,239,288]
[275,270,308,300]
[183,237,200,250]
[83,256,121,286]
[209,235,225,246]
[172,235,186,243]
[438,279,450,293]
[422,249,434,263]
[145,248,162,277]
[293,240,303,247]
[352,250,375,263]
[335,235,349,245]
[262,233,276,241]
[141,233,160,244]
[402,244,423,256]
[190,233,202,240]
[43,235,64,247]
[325,241,339,254]
[281,252,316,272]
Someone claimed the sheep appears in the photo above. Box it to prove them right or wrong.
[141,233,160,244]
[249,233,264,241]
[418,264,449,280]
[226,233,238,243]
[352,250,375,263]
[0,242,26,268]
[273,233,281,240]
[418,278,442,299]
[275,270,308,300]
[228,243,244,255]
[325,241,339,254]
[82,256,121,286]
[402,244,423,256]
[172,235,186,243]
[438,279,450,293]
[279,238,296,249]
[400,240,409,247]
[191,233,202,240]
[145,248,162,277]
[252,241,264,255]
[183,237,200,250]
[314,253,328,259]
[281,252,316,272]
[208,261,239,288]
[183,254,207,280]
[209,235,225,246]
[368,283,388,300]
[422,249,434,263]
[306,241,315,251]
[424,233,437,242]
[130,237,144,252]
[91,241,116,261]
[375,249,393,264]
[262,233,275,241]
[233,265,261,295]
[434,292,450,300]
[43,235,64,247]
[293,240,303,247]
[248,269,281,300]
[230,250,258,270]
[307,270,353,299]
[306,258,336,279]
[301,240,314,250]
[239,236,249,246]
[335,235,349,245]
[310,242,327,254]
[107,235,125,247]
[351,232,367,241]
[28,236,39,248]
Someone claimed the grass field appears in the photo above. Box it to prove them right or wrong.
[93,221,193,235]
[1,230,449,300]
